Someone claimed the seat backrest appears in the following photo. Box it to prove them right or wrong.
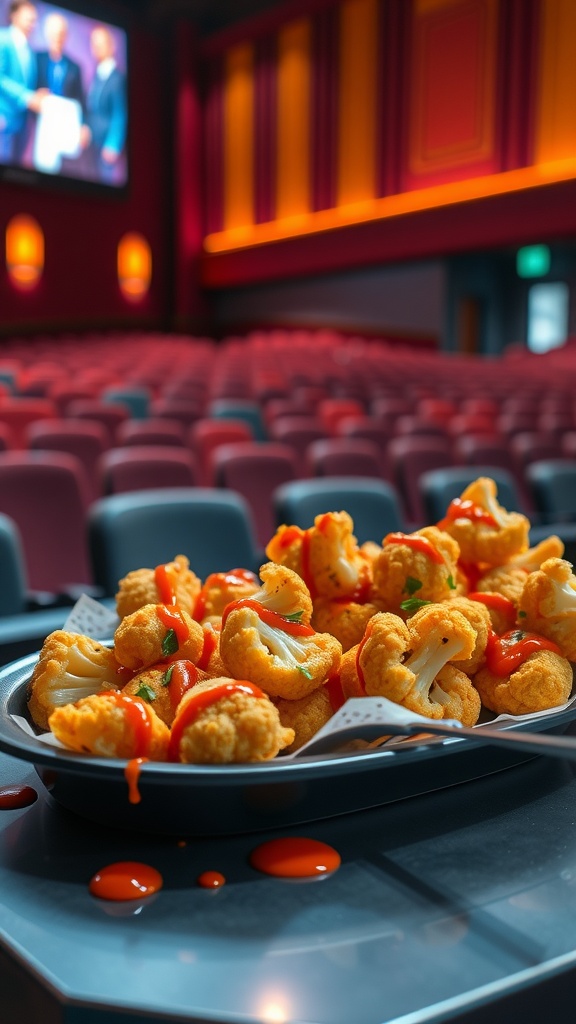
[99,445,199,495]
[306,438,383,479]
[89,488,260,594]
[273,477,403,545]
[102,387,151,420]
[419,466,523,524]
[213,442,298,548]
[0,512,27,615]
[0,451,92,591]
[388,436,453,525]
[27,418,109,502]
[190,418,254,484]
[525,459,576,523]
[511,431,561,470]
[208,400,267,441]
[117,418,187,448]
[0,397,56,448]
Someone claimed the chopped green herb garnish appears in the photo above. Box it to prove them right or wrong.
[135,684,157,702]
[446,574,456,590]
[161,665,175,687]
[518,611,527,619]
[284,610,304,622]
[400,597,432,614]
[297,666,313,680]
[404,576,423,596]
[161,629,179,657]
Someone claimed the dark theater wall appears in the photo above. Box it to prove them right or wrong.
[0,18,169,334]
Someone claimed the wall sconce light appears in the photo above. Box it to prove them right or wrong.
[5,214,44,290]
[118,232,152,301]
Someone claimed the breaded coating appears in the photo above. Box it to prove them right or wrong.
[518,558,576,661]
[476,536,565,605]
[193,567,259,622]
[343,606,480,725]
[273,687,334,752]
[170,677,294,763]
[220,603,342,700]
[312,597,382,652]
[266,511,373,601]
[474,645,572,716]
[466,591,517,636]
[116,555,201,619]
[122,661,208,727]
[48,691,170,759]
[447,596,491,675]
[438,477,529,566]
[372,526,460,615]
[28,631,121,731]
[114,604,204,671]
[250,561,313,624]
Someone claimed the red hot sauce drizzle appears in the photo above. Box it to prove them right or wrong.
[102,691,154,758]
[157,605,189,647]
[485,629,562,676]
[383,532,445,565]
[124,757,149,805]
[89,861,163,901]
[164,660,199,708]
[0,785,37,810]
[221,598,315,637]
[196,625,219,670]
[326,673,346,712]
[468,591,517,629]
[250,837,341,878]
[193,568,258,621]
[437,498,498,532]
[168,680,266,762]
[154,562,177,606]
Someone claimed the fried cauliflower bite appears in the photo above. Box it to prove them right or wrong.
[115,555,201,619]
[219,602,342,700]
[192,567,259,623]
[518,558,576,661]
[250,561,313,624]
[446,596,491,675]
[122,660,210,727]
[474,641,572,717]
[169,677,294,763]
[372,526,460,615]
[341,606,480,725]
[273,687,334,753]
[28,631,121,731]
[475,536,565,605]
[266,511,373,601]
[312,597,383,652]
[438,477,530,567]
[48,690,170,760]
[113,604,204,671]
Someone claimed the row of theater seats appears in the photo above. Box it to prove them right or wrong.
[2,461,576,666]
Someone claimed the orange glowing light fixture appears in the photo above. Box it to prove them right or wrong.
[6,214,44,289]
[117,232,152,301]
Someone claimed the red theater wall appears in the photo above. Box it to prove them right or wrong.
[201,0,576,287]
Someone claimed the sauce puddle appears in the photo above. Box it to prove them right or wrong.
[250,837,340,879]
[89,861,163,901]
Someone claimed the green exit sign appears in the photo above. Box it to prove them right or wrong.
[516,245,551,278]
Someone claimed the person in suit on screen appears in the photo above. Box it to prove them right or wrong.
[0,0,48,164]
[36,12,84,110]
[81,24,126,184]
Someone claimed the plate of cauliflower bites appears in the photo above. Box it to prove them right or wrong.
[22,477,576,767]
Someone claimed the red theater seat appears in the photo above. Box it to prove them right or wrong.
[27,419,109,503]
[66,400,131,444]
[318,399,365,435]
[0,397,56,448]
[117,419,187,448]
[306,438,384,479]
[190,419,254,485]
[388,436,453,525]
[212,442,298,548]
[98,446,199,495]
[268,416,328,476]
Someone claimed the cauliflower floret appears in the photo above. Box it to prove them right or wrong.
[341,606,480,725]
[220,603,341,700]
[266,511,372,601]
[114,604,204,671]
[474,634,572,716]
[372,526,460,615]
[518,558,576,660]
[273,686,334,752]
[445,596,492,675]
[475,536,565,605]
[312,597,383,652]
[116,555,201,619]
[193,567,259,622]
[170,677,294,763]
[437,477,529,566]
[48,691,170,760]
[28,631,121,731]
[250,561,313,624]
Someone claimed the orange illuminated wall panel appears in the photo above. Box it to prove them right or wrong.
[534,0,576,165]
[337,0,378,206]
[276,18,312,220]
[223,43,255,230]
[403,0,501,191]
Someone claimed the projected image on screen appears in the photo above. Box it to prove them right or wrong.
[0,0,127,188]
